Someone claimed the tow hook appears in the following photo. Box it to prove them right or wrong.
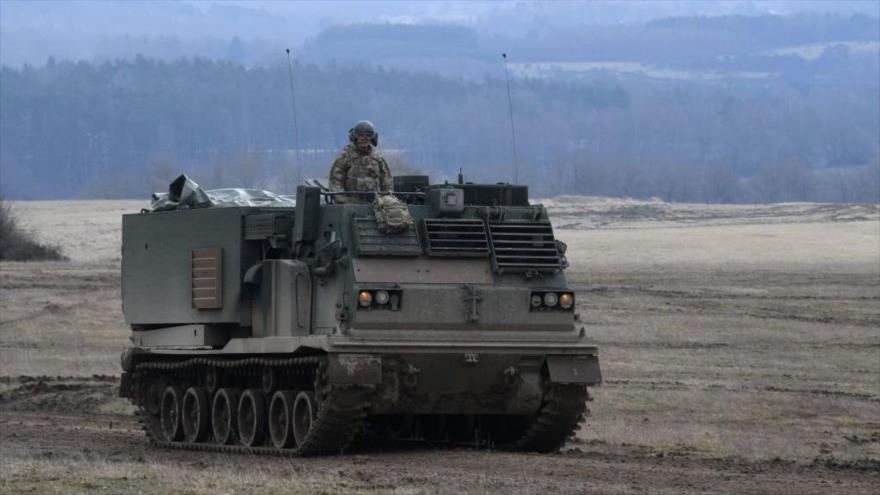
[503,365,520,386]
[402,363,421,388]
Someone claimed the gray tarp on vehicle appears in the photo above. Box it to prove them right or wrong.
[151,174,296,211]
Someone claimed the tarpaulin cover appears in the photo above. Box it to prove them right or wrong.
[151,174,296,211]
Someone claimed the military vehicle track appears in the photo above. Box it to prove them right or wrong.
[131,355,588,455]
[512,384,588,452]
[134,356,372,456]
[138,386,370,457]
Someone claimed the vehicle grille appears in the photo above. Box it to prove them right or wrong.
[423,219,490,257]
[353,218,421,256]
[488,221,561,272]
[191,247,223,309]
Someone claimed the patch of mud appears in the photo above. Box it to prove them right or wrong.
[810,456,880,473]
[580,283,880,327]
[562,444,880,476]
[843,432,880,445]
[762,386,880,403]
[604,379,880,403]
[0,375,120,413]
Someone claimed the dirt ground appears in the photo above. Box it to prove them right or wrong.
[1,198,878,494]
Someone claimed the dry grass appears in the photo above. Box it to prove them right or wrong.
[0,200,145,262]
[543,197,880,272]
[0,200,67,261]
[570,267,879,463]
[0,261,126,376]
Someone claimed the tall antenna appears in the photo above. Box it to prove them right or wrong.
[285,48,301,186]
[502,53,519,184]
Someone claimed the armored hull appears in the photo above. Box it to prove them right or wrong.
[120,182,601,454]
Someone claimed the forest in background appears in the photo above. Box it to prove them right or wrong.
[1,11,878,203]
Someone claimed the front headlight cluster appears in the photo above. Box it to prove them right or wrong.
[357,289,401,310]
[530,291,575,311]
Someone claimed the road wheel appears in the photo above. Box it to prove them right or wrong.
[292,391,318,447]
[269,390,296,449]
[160,386,184,442]
[212,388,240,445]
[237,389,267,447]
[181,387,210,443]
[144,378,167,415]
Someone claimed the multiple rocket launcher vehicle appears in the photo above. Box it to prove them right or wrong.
[119,177,601,455]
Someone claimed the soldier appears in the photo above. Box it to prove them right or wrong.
[328,120,393,203]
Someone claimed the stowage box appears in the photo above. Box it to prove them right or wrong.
[121,207,276,326]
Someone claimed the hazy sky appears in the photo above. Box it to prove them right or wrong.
[2,0,877,66]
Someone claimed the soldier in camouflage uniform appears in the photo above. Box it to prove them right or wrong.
[328,120,393,204]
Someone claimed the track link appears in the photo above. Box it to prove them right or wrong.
[510,383,588,453]
[133,356,371,457]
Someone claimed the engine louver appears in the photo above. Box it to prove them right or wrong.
[353,218,421,256]
[423,219,489,257]
[489,221,561,272]
[191,247,223,309]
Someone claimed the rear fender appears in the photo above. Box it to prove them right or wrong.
[546,355,602,385]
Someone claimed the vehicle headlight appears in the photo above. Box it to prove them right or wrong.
[358,290,373,307]
[530,294,543,308]
[374,290,390,305]
[543,292,558,307]
[559,292,574,309]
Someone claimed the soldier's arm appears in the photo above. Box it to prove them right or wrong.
[328,156,348,192]
[379,157,393,192]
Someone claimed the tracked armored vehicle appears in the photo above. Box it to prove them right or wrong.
[119,177,601,455]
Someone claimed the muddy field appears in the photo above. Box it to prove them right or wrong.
[1,198,878,494]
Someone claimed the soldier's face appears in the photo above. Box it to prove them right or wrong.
[355,134,371,151]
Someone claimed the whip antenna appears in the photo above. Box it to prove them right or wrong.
[285,48,301,185]
[502,53,519,184]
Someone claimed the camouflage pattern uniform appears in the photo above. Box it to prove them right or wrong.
[328,144,393,204]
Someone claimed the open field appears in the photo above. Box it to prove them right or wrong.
[1,198,878,494]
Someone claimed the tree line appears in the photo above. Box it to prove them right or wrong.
[1,56,877,202]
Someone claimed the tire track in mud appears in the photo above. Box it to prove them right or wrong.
[0,296,113,327]
[3,408,877,494]
[0,267,119,290]
[592,340,880,351]
[562,442,880,475]
[601,378,880,403]
[0,374,118,385]
[574,284,880,327]
[578,285,880,302]
[0,375,121,413]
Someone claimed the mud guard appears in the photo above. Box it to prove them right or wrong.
[327,354,382,385]
[546,355,602,385]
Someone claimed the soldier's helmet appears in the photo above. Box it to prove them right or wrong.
[348,120,379,146]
